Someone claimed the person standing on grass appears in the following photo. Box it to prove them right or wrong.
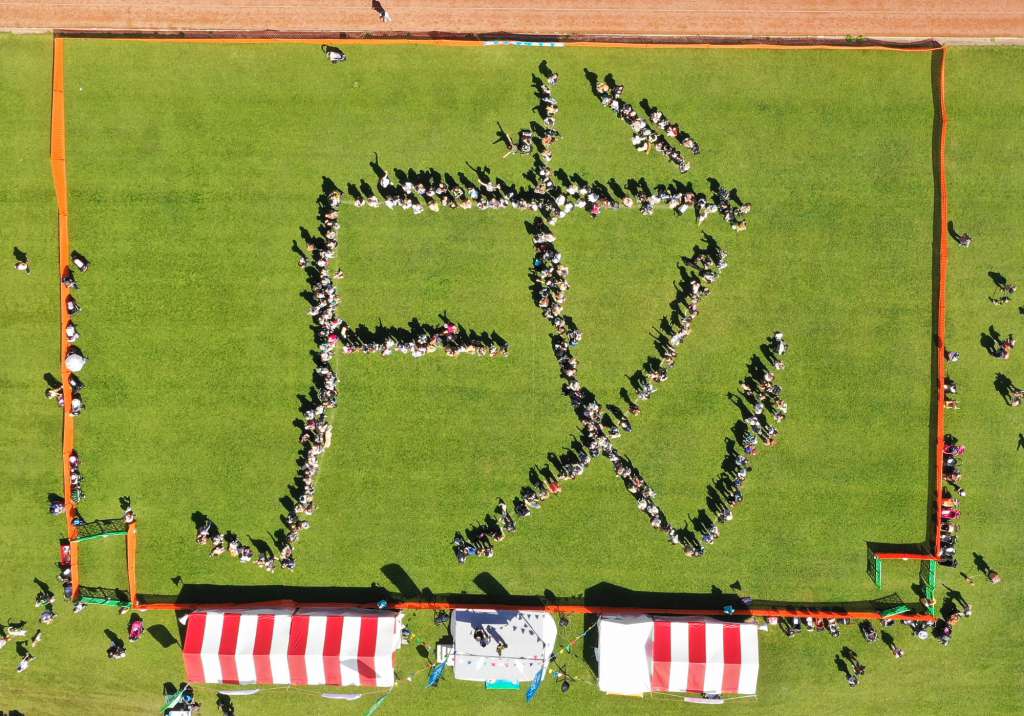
[128,616,144,642]
[1001,336,1016,360]
[948,223,972,247]
[17,652,35,672]
[14,257,30,274]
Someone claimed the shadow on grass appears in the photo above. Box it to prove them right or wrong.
[147,624,178,648]
[144,577,910,622]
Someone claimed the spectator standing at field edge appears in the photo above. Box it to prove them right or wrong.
[372,0,392,22]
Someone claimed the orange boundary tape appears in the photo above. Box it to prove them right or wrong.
[876,46,949,563]
[136,597,930,622]
[50,35,80,598]
[61,32,942,619]
[933,46,950,559]
[126,521,139,606]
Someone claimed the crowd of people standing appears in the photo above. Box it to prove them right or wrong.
[197,187,344,572]
[339,318,508,358]
[452,65,763,563]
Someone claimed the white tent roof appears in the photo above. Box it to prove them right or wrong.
[598,616,653,695]
[452,609,556,683]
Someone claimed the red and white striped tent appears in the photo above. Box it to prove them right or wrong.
[598,616,759,696]
[182,608,403,687]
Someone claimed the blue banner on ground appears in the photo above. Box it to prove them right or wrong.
[483,40,565,47]
[526,666,545,702]
[427,662,446,687]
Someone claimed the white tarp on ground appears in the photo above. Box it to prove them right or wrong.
[598,616,759,696]
[452,609,556,683]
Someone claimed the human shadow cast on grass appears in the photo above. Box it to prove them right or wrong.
[381,563,420,599]
[147,623,178,648]
[145,578,914,636]
[981,324,1006,357]
[104,629,124,649]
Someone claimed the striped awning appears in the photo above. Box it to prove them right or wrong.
[598,616,759,696]
[651,619,759,695]
[182,609,402,687]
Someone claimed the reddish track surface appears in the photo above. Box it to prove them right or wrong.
[3,0,1022,38]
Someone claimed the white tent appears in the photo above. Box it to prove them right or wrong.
[451,609,556,683]
[598,616,759,696]
[598,615,653,695]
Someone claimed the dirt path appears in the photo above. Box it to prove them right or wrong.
[1,0,1021,40]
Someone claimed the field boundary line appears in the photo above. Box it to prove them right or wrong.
[134,596,932,622]
[49,35,81,598]
[934,45,949,559]
[56,32,940,617]
[872,46,949,563]
[50,29,945,51]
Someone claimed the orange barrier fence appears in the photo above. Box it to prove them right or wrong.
[50,35,80,598]
[54,30,942,53]
[875,46,949,565]
[934,46,950,559]
[873,551,940,561]
[126,521,139,606]
[135,597,932,623]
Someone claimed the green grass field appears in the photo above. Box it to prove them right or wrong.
[0,35,1021,715]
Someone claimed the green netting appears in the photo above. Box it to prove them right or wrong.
[161,686,187,714]
[79,585,129,607]
[919,560,937,607]
[880,604,911,617]
[73,517,128,541]
[867,553,883,589]
[74,530,128,543]
[80,596,130,607]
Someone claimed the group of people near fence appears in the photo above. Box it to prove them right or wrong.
[45,256,91,528]
[938,434,966,571]
[44,257,91,421]
[5,570,101,672]
[197,188,345,573]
